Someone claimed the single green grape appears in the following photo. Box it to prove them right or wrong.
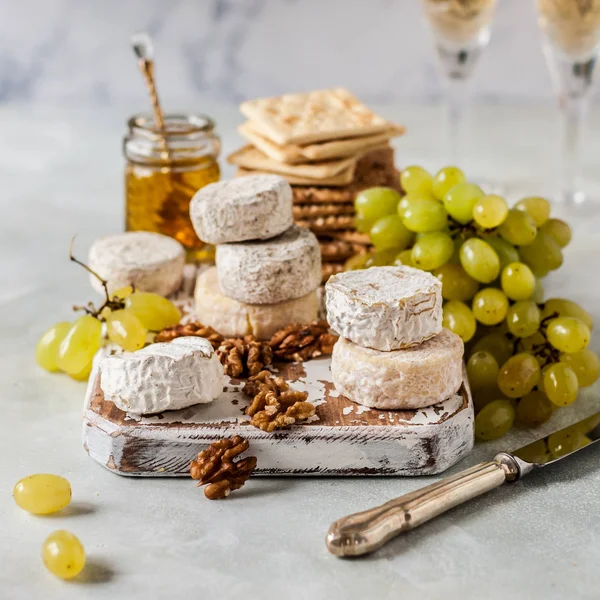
[370,214,413,250]
[497,209,537,246]
[541,298,593,329]
[400,166,433,196]
[69,363,93,382]
[515,391,553,428]
[515,439,551,464]
[484,236,520,269]
[411,232,454,271]
[125,292,182,332]
[354,187,402,222]
[431,167,466,201]
[459,238,500,283]
[546,317,590,353]
[401,199,448,233]
[506,300,541,338]
[393,249,414,267]
[543,363,579,406]
[519,231,563,274]
[515,196,551,227]
[442,300,477,342]
[540,218,571,248]
[344,253,370,271]
[433,263,479,301]
[467,351,499,391]
[475,399,515,441]
[500,262,535,301]
[35,322,72,372]
[559,349,600,387]
[532,278,545,303]
[497,353,541,398]
[472,195,509,229]
[547,428,585,459]
[472,288,509,326]
[471,332,514,367]
[355,213,375,233]
[106,309,147,352]
[42,530,86,580]
[56,315,103,375]
[364,248,401,267]
[443,182,484,224]
[13,474,71,515]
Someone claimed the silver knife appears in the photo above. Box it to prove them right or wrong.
[326,413,600,557]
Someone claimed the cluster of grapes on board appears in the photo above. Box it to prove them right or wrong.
[35,246,181,380]
[347,165,598,444]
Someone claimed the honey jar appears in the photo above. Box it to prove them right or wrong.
[123,113,221,261]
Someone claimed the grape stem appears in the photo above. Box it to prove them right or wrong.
[69,237,127,320]
[511,311,561,368]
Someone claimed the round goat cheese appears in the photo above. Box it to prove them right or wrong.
[216,225,321,305]
[100,337,225,415]
[190,174,294,244]
[194,267,319,340]
[325,266,442,351]
[88,232,185,297]
[331,329,464,410]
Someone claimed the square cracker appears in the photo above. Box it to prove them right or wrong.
[240,121,405,164]
[239,88,389,145]
[234,166,355,187]
[227,145,356,179]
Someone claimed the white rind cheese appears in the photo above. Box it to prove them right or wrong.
[100,337,225,415]
[325,266,442,351]
[190,174,294,244]
[216,225,321,305]
[331,329,464,410]
[88,232,185,297]
[194,267,319,339]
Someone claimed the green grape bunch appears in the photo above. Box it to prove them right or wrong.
[347,165,597,442]
[35,244,181,381]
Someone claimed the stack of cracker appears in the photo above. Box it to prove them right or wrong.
[227,88,405,282]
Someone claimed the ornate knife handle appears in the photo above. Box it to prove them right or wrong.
[326,453,522,557]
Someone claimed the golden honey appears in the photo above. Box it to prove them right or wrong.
[124,114,221,261]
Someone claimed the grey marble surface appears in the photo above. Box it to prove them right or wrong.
[2,0,598,106]
[1,103,600,599]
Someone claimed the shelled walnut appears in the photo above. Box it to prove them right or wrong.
[217,336,272,378]
[190,435,257,500]
[269,320,338,362]
[243,370,315,432]
[154,322,224,349]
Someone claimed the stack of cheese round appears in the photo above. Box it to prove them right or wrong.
[325,266,464,410]
[190,174,322,339]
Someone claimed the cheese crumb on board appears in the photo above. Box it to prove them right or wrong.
[100,337,225,415]
[190,174,294,244]
[331,329,463,410]
[325,266,442,351]
[88,231,185,297]
[194,267,319,340]
[215,225,321,305]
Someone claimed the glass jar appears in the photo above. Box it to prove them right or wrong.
[123,113,221,262]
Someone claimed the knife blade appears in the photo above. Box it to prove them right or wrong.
[326,412,600,557]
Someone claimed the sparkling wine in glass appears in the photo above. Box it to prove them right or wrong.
[422,0,498,164]
[537,0,600,207]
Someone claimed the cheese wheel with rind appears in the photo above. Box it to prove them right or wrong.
[331,329,464,410]
[216,225,321,305]
[100,337,225,415]
[194,267,319,340]
[88,232,185,297]
[190,174,294,244]
[325,266,442,351]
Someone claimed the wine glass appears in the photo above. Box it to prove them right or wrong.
[536,0,600,208]
[422,0,498,165]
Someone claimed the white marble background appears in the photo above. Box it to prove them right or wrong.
[1,0,597,107]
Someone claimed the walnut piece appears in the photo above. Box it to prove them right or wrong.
[269,320,338,362]
[242,370,315,432]
[155,322,224,349]
[217,336,273,378]
[190,435,257,500]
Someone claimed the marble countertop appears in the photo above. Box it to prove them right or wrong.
[1,103,600,600]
